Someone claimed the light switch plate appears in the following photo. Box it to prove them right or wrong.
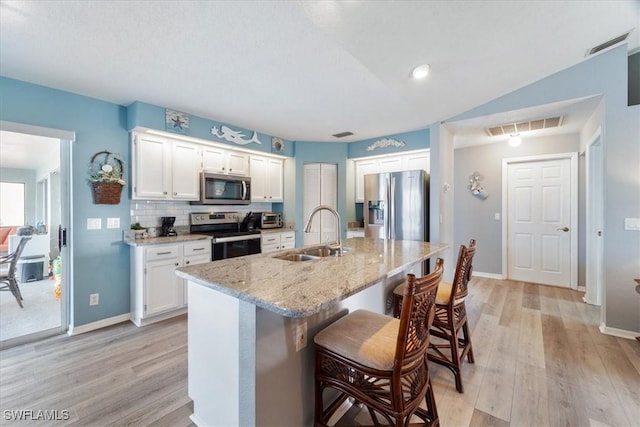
[494,213,501,221]
[624,218,640,230]
[107,217,120,229]
[87,218,102,230]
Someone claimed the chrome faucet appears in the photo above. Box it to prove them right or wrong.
[304,205,343,256]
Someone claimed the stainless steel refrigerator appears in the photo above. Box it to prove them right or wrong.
[364,170,429,241]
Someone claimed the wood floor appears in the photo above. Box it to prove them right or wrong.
[1,278,638,426]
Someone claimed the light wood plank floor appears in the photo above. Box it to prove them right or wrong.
[1,278,638,426]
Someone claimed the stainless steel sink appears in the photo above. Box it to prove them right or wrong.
[272,245,352,262]
[274,253,320,262]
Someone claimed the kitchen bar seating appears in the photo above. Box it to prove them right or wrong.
[394,240,477,393]
[313,258,444,427]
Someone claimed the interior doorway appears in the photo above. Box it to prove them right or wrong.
[502,153,578,289]
[0,122,72,348]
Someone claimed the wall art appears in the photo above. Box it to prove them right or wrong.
[211,125,262,145]
[366,137,406,151]
[165,109,189,134]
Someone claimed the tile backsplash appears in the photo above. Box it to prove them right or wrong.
[130,201,275,228]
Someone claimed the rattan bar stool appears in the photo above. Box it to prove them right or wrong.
[314,258,444,427]
[392,240,477,393]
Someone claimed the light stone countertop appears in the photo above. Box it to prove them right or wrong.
[175,237,448,318]
[124,234,211,247]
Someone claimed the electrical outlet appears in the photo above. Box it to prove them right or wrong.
[294,321,307,352]
[89,293,99,306]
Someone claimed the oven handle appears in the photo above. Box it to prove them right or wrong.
[214,234,261,243]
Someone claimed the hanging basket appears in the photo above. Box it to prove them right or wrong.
[92,181,123,204]
[89,150,125,205]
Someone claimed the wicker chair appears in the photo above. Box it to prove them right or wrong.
[0,236,32,308]
[314,258,444,427]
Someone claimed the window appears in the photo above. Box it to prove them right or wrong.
[0,182,25,226]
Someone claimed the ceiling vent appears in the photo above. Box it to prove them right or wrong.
[485,116,563,137]
[586,31,631,56]
[332,131,354,138]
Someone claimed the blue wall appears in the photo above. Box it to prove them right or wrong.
[347,128,429,158]
[1,77,131,327]
[128,101,295,158]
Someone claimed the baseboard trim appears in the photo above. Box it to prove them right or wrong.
[68,313,131,336]
[599,323,639,340]
[472,271,503,280]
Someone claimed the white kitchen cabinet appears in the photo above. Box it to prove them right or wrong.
[131,240,211,326]
[353,149,430,202]
[132,133,200,201]
[250,155,284,202]
[202,146,250,176]
[260,230,296,253]
[303,163,338,246]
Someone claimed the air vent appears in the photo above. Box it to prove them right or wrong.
[587,31,631,56]
[332,131,354,138]
[485,116,563,137]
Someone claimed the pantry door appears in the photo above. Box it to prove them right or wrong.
[504,153,577,288]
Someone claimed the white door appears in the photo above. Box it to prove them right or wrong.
[303,163,338,246]
[506,156,576,287]
[585,135,603,305]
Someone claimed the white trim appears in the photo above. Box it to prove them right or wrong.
[190,414,205,427]
[585,127,604,308]
[350,148,430,162]
[502,152,579,289]
[130,308,187,327]
[68,313,131,336]
[599,323,639,340]
[0,120,75,141]
[472,271,503,280]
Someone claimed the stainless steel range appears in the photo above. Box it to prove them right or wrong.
[190,212,261,261]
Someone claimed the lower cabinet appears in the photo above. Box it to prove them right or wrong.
[260,231,295,253]
[131,239,211,326]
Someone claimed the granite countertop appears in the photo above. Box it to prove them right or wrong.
[124,233,211,247]
[175,237,447,318]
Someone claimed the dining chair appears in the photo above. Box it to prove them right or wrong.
[313,258,444,427]
[0,236,32,308]
[392,239,477,393]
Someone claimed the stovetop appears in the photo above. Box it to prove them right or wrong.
[190,212,260,238]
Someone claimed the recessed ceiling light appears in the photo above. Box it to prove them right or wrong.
[411,64,431,80]
[508,134,522,147]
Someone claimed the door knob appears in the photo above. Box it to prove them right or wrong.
[557,226,570,232]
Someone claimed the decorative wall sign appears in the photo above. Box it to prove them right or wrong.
[271,137,285,153]
[165,109,190,134]
[366,137,406,151]
[211,125,262,145]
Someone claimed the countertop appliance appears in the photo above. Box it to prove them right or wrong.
[364,170,429,241]
[160,216,177,237]
[247,212,283,229]
[190,212,261,261]
[191,173,251,205]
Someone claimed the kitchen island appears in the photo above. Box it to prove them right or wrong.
[175,237,447,427]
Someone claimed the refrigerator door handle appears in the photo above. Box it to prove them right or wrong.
[385,176,391,240]
[390,176,396,240]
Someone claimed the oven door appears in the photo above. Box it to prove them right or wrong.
[212,235,261,261]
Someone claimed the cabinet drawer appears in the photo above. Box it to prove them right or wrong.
[146,245,180,261]
[183,241,211,257]
[261,235,280,245]
[280,232,295,242]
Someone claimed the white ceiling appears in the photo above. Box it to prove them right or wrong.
[0,1,638,145]
[0,130,59,170]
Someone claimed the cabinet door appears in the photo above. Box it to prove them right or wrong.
[227,151,250,176]
[266,158,284,201]
[250,156,268,201]
[280,231,295,250]
[404,151,430,172]
[261,234,281,253]
[355,159,378,202]
[171,141,200,200]
[134,134,170,200]
[378,155,403,173]
[201,146,227,173]
[145,257,183,316]
[182,253,211,305]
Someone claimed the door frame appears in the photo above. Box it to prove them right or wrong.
[501,152,578,289]
[0,120,74,345]
[585,127,604,307]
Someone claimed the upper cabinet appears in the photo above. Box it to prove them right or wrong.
[354,150,430,202]
[250,155,283,202]
[132,134,200,201]
[202,146,250,176]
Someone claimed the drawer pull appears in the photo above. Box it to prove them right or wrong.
[157,251,172,255]
[192,247,205,251]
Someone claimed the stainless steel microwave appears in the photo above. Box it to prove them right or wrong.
[191,173,251,205]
